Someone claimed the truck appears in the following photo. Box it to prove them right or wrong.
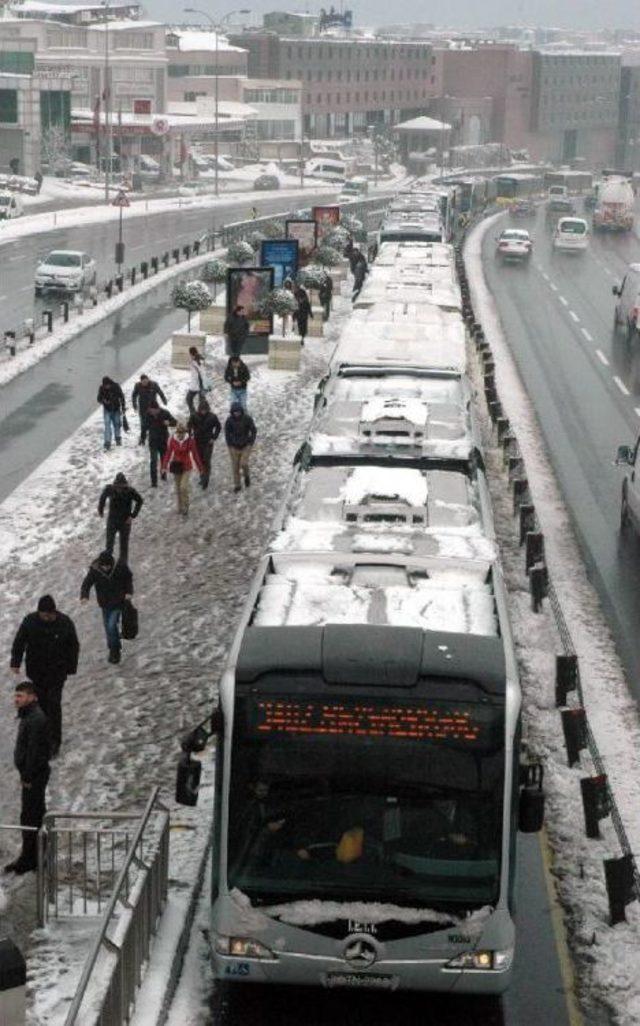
[593,177,635,232]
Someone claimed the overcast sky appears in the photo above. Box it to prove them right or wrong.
[143,0,640,32]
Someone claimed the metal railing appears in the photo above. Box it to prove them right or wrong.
[59,787,169,1026]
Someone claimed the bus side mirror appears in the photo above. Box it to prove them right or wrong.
[176,752,202,807]
[519,763,544,833]
[615,444,634,466]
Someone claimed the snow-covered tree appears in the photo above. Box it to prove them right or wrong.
[172,279,212,331]
[297,265,330,291]
[314,245,342,268]
[227,240,254,265]
[259,288,299,336]
[200,258,228,299]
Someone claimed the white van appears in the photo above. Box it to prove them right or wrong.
[0,191,23,220]
[553,216,589,252]
[613,264,640,337]
[306,157,347,183]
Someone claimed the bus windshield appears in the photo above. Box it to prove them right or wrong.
[227,686,505,913]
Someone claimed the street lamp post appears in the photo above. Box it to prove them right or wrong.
[184,7,250,197]
[102,0,112,202]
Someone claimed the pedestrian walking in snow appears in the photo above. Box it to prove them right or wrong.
[224,305,250,358]
[188,398,221,491]
[80,551,133,664]
[318,274,333,321]
[132,374,166,445]
[97,376,126,451]
[145,401,176,488]
[4,682,50,875]
[186,347,209,415]
[224,354,250,411]
[34,170,43,194]
[351,253,368,303]
[161,422,204,516]
[98,472,143,563]
[225,402,257,493]
[10,595,79,758]
[294,285,313,344]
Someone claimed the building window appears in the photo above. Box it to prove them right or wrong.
[0,51,34,74]
[0,89,18,124]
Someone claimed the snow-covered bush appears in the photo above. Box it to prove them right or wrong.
[259,288,299,336]
[248,230,266,252]
[227,239,254,265]
[314,245,342,268]
[200,258,228,298]
[341,213,363,234]
[323,225,349,250]
[297,265,330,291]
[261,219,285,239]
[172,279,212,331]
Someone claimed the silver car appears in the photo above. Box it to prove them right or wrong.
[35,250,97,295]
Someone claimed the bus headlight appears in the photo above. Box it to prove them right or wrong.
[445,948,513,972]
[215,936,276,960]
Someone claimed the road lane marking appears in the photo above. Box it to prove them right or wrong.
[614,376,630,396]
[549,282,558,291]
[559,295,569,306]
[635,408,640,418]
[581,327,593,342]
[0,294,7,301]
[539,829,585,1026]
[569,310,580,322]
[596,349,609,365]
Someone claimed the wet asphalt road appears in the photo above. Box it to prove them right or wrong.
[0,190,336,332]
[482,205,640,694]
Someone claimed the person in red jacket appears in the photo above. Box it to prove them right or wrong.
[161,421,204,517]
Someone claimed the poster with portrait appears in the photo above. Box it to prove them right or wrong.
[260,239,299,288]
[226,266,274,336]
[312,204,341,244]
[285,218,318,267]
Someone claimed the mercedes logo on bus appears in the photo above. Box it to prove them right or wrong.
[343,938,378,969]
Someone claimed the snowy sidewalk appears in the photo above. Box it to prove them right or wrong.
[0,285,349,1021]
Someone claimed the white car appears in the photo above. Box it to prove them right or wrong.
[35,250,97,294]
[0,191,23,220]
[553,216,589,253]
[496,228,532,263]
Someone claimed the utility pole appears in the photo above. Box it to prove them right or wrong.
[103,0,112,202]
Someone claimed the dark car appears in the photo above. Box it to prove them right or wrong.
[253,174,280,191]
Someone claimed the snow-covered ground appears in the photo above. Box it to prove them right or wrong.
[0,277,350,1022]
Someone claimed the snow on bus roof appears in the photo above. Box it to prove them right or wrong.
[332,311,466,374]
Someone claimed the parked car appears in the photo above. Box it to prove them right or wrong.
[253,173,280,191]
[495,228,533,263]
[35,250,97,294]
[612,263,640,337]
[0,191,23,219]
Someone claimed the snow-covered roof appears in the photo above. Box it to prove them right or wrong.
[168,29,246,53]
[375,241,454,267]
[354,271,461,312]
[92,19,162,30]
[331,306,467,375]
[253,555,498,635]
[12,0,138,11]
[394,115,453,132]
[310,372,475,461]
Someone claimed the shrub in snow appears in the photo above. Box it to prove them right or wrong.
[261,219,285,239]
[227,240,254,265]
[314,245,342,268]
[248,230,266,252]
[323,225,349,250]
[172,279,212,331]
[341,213,363,234]
[259,288,299,336]
[297,265,329,291]
[200,258,228,298]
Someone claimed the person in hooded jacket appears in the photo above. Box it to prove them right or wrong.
[145,401,176,488]
[351,252,368,303]
[294,285,313,344]
[188,398,221,490]
[10,595,79,756]
[225,402,257,493]
[161,421,204,516]
[318,273,333,321]
[132,374,167,445]
[80,551,133,663]
[97,376,126,451]
[98,472,143,564]
[223,354,250,411]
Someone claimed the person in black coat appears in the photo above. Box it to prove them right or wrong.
[352,253,368,303]
[188,398,221,490]
[97,376,126,451]
[224,402,257,492]
[224,305,250,357]
[4,682,50,874]
[98,472,143,564]
[318,274,333,321]
[80,551,134,664]
[294,285,313,344]
[223,355,250,411]
[145,401,177,487]
[10,595,79,756]
[132,374,167,445]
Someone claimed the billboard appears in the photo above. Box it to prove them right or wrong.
[260,238,299,288]
[312,204,340,244]
[286,218,318,266]
[226,266,274,337]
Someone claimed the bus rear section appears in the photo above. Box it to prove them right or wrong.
[207,555,543,996]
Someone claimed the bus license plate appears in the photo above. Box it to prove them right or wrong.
[324,972,399,991]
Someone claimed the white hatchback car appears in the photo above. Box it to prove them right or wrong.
[496,228,533,263]
[553,216,589,252]
[35,250,97,294]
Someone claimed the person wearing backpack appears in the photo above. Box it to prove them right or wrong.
[161,422,204,516]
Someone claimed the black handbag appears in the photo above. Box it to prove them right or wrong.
[169,459,183,475]
[121,599,139,640]
[122,412,130,433]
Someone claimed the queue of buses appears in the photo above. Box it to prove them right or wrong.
[177,187,545,998]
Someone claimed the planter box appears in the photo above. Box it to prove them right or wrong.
[199,305,226,334]
[268,337,302,371]
[307,315,324,338]
[171,331,205,369]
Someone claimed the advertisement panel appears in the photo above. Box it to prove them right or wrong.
[226,266,274,336]
[260,238,299,288]
[285,218,318,266]
[312,204,341,243]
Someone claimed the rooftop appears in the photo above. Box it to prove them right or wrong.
[167,29,246,54]
[394,116,453,133]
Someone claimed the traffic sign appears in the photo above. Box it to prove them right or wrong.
[151,116,170,137]
[112,190,130,208]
